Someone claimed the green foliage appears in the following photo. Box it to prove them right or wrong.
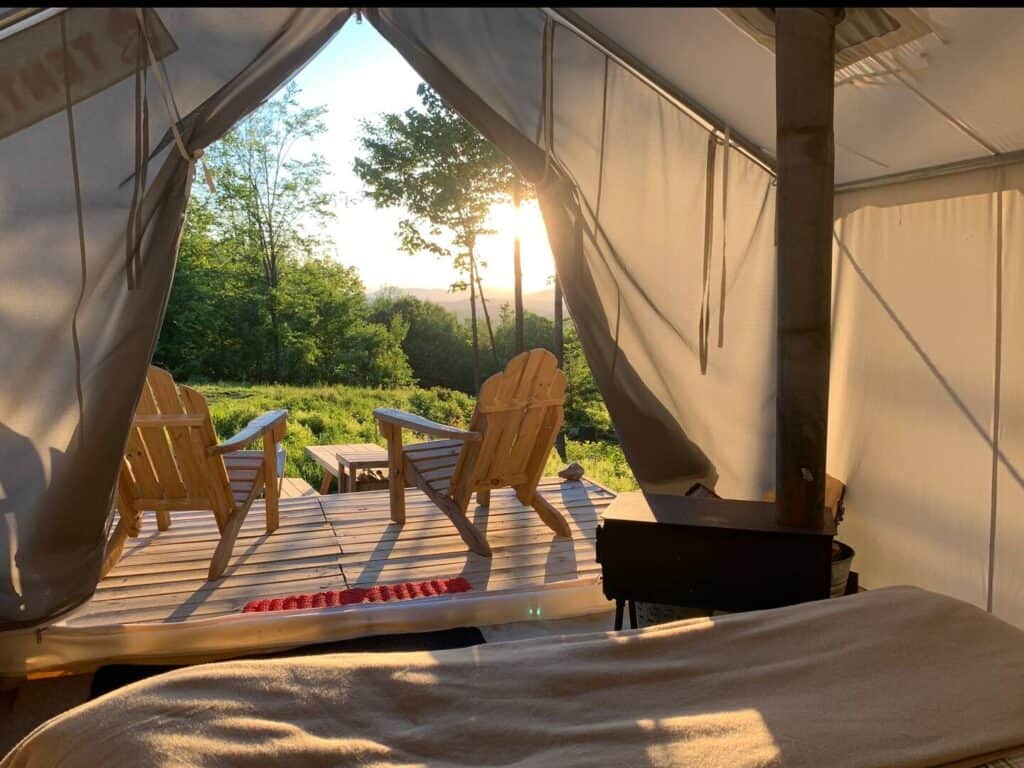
[196,81,336,380]
[563,324,615,441]
[333,316,414,388]
[369,293,476,391]
[155,88,414,389]
[491,304,555,367]
[543,441,639,493]
[199,381,636,493]
[198,382,475,492]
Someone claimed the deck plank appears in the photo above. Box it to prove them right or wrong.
[328,479,608,594]
[61,478,610,630]
[280,477,319,498]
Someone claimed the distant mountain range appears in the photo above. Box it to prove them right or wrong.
[369,285,560,320]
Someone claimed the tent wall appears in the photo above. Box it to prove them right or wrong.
[0,8,350,629]
[5,6,1022,632]
[381,6,1024,626]
[373,7,779,498]
[830,161,1024,623]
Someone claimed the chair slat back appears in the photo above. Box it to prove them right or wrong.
[451,349,566,506]
[120,367,233,523]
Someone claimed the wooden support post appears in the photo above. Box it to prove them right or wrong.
[262,433,279,532]
[775,8,843,530]
[383,423,406,523]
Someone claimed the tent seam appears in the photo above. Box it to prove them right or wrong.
[986,182,1004,613]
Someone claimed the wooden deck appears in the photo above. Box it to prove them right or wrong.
[61,478,614,630]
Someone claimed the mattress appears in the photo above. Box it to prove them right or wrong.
[4,586,1024,767]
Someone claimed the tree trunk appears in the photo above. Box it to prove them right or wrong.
[469,255,480,392]
[267,282,283,382]
[270,306,282,382]
[472,253,500,368]
[513,178,524,355]
[554,275,567,462]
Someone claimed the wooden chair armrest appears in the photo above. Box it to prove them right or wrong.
[210,409,288,455]
[373,407,481,442]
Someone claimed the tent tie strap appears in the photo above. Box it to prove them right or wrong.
[135,9,216,185]
[128,9,214,289]
[718,126,730,349]
[532,16,556,190]
[698,132,717,375]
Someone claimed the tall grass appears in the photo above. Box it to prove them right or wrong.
[197,382,639,493]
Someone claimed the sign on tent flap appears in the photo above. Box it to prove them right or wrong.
[0,8,178,141]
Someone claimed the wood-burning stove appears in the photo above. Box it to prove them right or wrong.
[596,492,835,629]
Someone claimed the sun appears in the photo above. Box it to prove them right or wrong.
[476,199,555,293]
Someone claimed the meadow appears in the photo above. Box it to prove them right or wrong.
[198,382,639,493]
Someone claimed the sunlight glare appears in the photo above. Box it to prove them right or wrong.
[477,199,555,293]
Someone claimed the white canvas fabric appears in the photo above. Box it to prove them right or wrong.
[373,7,779,497]
[830,161,1024,622]
[372,7,1024,629]
[2,6,1024,631]
[573,8,1024,182]
[0,7,350,628]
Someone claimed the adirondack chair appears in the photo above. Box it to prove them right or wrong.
[102,366,288,580]
[374,348,572,557]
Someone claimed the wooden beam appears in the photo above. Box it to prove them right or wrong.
[774,8,843,530]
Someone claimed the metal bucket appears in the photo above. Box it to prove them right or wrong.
[831,541,855,598]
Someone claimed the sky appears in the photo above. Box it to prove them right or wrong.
[283,19,555,294]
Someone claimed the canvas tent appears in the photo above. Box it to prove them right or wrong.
[1,7,1023,632]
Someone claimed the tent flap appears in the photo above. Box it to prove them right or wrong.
[374,6,779,497]
[0,7,350,629]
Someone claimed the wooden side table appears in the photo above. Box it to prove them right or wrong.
[304,443,389,494]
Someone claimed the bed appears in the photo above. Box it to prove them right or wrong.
[4,587,1024,768]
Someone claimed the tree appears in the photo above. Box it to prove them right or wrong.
[201,81,335,381]
[370,293,475,392]
[354,83,521,390]
[155,195,268,381]
[156,201,414,387]
[492,304,554,370]
[156,93,417,389]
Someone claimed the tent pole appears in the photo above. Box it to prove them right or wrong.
[775,8,842,530]
[834,148,1024,194]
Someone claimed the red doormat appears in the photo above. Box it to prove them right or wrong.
[243,577,473,613]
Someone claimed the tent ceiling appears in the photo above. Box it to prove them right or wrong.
[570,7,1024,184]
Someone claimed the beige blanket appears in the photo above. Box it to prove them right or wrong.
[5,587,1024,768]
